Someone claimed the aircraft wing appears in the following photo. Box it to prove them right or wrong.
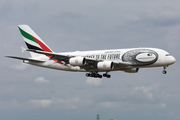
[26,49,72,63]
[27,49,103,64]
[27,49,70,58]
[6,56,45,63]
[26,49,131,70]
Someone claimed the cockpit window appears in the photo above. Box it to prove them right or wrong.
[166,54,171,56]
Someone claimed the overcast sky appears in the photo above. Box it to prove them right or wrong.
[0,0,180,120]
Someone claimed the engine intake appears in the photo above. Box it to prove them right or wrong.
[97,61,114,70]
[69,57,85,66]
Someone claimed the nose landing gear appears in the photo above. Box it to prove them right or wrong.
[162,66,167,74]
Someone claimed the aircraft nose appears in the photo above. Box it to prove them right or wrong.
[167,56,176,65]
[171,56,176,64]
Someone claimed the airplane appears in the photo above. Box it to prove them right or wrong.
[6,25,176,78]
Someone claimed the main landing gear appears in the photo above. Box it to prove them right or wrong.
[103,72,111,78]
[86,72,111,78]
[86,72,102,78]
[162,66,167,74]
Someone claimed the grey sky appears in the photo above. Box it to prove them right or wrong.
[0,0,180,120]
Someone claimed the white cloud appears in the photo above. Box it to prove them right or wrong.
[132,85,158,100]
[97,101,167,111]
[52,97,81,109]
[0,97,93,110]
[97,101,120,108]
[159,103,166,108]
[12,63,29,71]
[34,77,50,84]
[85,77,102,86]
[29,97,93,110]
[51,97,93,110]
[29,99,52,108]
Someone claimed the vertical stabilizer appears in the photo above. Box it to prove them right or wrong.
[18,25,53,58]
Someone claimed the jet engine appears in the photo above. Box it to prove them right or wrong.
[124,68,139,73]
[69,57,85,66]
[97,61,114,70]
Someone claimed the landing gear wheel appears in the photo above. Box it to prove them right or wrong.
[98,75,102,78]
[86,73,90,77]
[107,75,111,78]
[94,74,98,78]
[103,73,111,78]
[163,70,167,74]
[86,72,103,78]
[86,72,108,78]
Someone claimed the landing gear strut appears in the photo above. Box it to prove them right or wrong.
[162,66,167,74]
[86,72,111,78]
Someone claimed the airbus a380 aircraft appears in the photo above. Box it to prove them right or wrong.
[6,25,176,78]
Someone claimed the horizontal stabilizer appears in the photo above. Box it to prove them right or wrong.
[6,56,45,63]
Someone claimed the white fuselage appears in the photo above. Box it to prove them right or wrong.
[24,47,176,73]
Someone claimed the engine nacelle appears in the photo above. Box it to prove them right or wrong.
[69,57,85,66]
[124,68,139,73]
[97,61,114,70]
